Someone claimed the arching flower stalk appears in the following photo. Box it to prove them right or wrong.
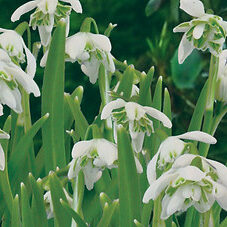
[174,0,227,63]
[11,0,82,46]
[101,98,172,153]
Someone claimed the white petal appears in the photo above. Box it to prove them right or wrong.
[83,161,102,190]
[177,166,206,182]
[89,33,112,52]
[65,15,70,38]
[182,184,201,201]
[180,0,205,17]
[178,33,194,64]
[143,172,177,203]
[21,37,36,78]
[173,23,191,33]
[0,49,12,63]
[213,182,227,210]
[0,130,9,140]
[172,154,197,169]
[71,140,93,159]
[68,159,81,179]
[40,51,48,67]
[38,25,52,47]
[175,131,217,144]
[131,131,145,153]
[146,151,160,183]
[0,144,5,171]
[101,98,126,119]
[10,88,23,113]
[134,156,143,174]
[125,102,146,121]
[193,23,205,39]
[65,32,87,60]
[5,64,40,97]
[106,53,115,73]
[11,1,37,22]
[143,106,172,128]
[194,191,214,213]
[96,139,118,166]
[61,0,82,13]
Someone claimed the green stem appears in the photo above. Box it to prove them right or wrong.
[203,210,210,227]
[80,17,99,33]
[152,196,164,227]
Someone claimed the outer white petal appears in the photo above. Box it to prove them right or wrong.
[89,33,112,52]
[172,154,197,169]
[83,161,102,190]
[10,88,23,113]
[0,49,12,63]
[213,182,227,210]
[0,104,3,116]
[38,25,52,47]
[193,23,205,39]
[146,151,160,183]
[68,159,81,179]
[40,51,48,67]
[194,191,214,213]
[0,144,5,171]
[65,15,70,38]
[43,191,54,219]
[134,156,143,174]
[143,172,177,203]
[11,1,37,22]
[5,64,40,97]
[131,131,145,153]
[71,140,93,159]
[96,139,118,166]
[218,49,227,78]
[180,0,205,18]
[65,32,87,61]
[106,53,115,73]
[21,37,36,78]
[61,0,82,13]
[175,131,217,144]
[178,33,194,64]
[143,106,172,128]
[0,130,10,139]
[173,23,191,33]
[101,98,126,119]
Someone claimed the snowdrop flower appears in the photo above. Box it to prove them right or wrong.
[11,0,82,46]
[0,49,40,113]
[143,154,227,219]
[0,28,36,78]
[216,49,227,102]
[173,0,227,63]
[44,188,72,219]
[0,129,10,171]
[65,32,115,84]
[147,131,217,181]
[101,98,172,153]
[68,139,118,190]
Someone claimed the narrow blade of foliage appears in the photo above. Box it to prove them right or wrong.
[11,195,21,227]
[145,0,162,17]
[117,126,141,227]
[41,20,66,173]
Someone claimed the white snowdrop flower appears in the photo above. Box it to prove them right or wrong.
[0,129,10,171]
[216,49,227,102]
[11,0,82,46]
[68,139,118,190]
[147,131,217,182]
[63,32,115,84]
[143,154,227,219]
[101,98,172,153]
[0,28,36,78]
[173,0,227,64]
[44,188,73,219]
[0,49,40,113]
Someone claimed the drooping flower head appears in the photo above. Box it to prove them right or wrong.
[0,49,40,113]
[143,154,227,219]
[65,31,115,84]
[147,131,217,182]
[216,49,227,102]
[11,0,82,46]
[101,98,172,153]
[0,129,10,171]
[68,139,118,190]
[174,0,227,63]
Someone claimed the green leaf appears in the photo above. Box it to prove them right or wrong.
[99,192,112,210]
[163,88,172,136]
[171,49,204,89]
[29,173,48,227]
[11,195,21,227]
[21,182,35,227]
[49,172,71,227]
[117,127,141,227]
[145,0,162,17]
[60,199,87,227]
[41,20,66,173]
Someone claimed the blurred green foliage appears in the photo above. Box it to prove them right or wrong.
[0,0,227,162]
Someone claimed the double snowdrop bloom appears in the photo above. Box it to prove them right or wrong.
[65,32,115,84]
[0,129,10,171]
[216,49,227,102]
[68,139,118,190]
[11,0,82,46]
[174,0,227,64]
[0,49,40,113]
[0,28,36,78]
[44,188,72,219]
[143,154,227,219]
[147,131,217,181]
[101,98,172,153]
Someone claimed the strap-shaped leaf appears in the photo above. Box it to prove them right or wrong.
[117,126,141,227]
[41,20,66,173]
[11,195,21,227]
